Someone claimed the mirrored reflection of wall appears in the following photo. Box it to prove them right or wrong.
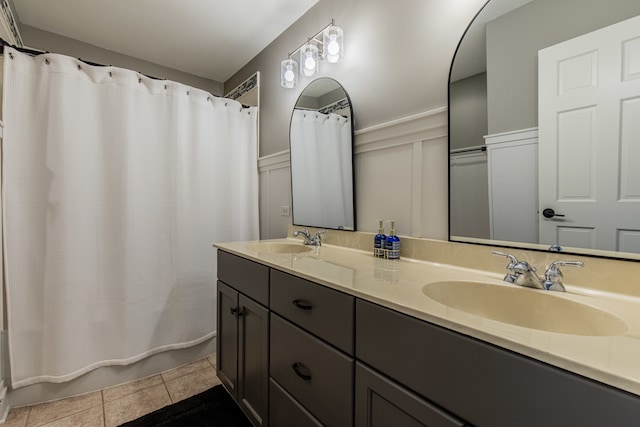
[449,73,487,151]
[486,0,640,135]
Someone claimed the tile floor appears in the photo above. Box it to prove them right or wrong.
[3,353,221,427]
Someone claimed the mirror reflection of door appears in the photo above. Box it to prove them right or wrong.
[538,14,640,253]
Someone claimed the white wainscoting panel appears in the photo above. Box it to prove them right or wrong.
[355,107,448,238]
[258,151,292,239]
[450,150,489,239]
[259,107,449,239]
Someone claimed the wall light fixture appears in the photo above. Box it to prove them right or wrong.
[280,19,344,89]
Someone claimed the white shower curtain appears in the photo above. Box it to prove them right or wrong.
[290,109,352,229]
[1,47,259,387]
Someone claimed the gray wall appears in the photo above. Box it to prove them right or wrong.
[225,0,487,158]
[486,0,640,134]
[450,73,487,151]
[19,25,224,96]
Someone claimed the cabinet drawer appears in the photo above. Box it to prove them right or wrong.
[270,313,354,427]
[270,269,354,354]
[217,250,269,306]
[270,378,322,427]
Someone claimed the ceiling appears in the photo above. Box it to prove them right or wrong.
[11,0,319,83]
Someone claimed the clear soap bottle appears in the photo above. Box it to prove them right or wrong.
[374,219,386,257]
[385,220,400,260]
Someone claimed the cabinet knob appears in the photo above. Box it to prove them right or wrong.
[230,307,243,316]
[292,362,312,381]
[292,299,313,311]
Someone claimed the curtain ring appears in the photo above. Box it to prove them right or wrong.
[206,97,210,102]
[164,84,168,90]
[77,64,82,71]
[186,90,190,96]
[8,52,13,60]
[225,102,228,107]
[108,71,112,77]
[45,59,50,65]
[138,78,142,83]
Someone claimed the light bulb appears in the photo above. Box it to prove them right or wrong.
[284,66,295,82]
[300,43,319,76]
[281,58,298,88]
[323,24,343,64]
[327,35,340,56]
[304,53,316,71]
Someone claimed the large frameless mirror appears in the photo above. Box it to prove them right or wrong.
[290,78,355,230]
[449,0,640,260]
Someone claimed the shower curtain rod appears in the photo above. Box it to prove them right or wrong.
[450,145,487,155]
[0,38,250,108]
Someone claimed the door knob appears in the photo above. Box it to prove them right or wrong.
[542,208,565,219]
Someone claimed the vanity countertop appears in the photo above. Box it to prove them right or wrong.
[215,238,640,397]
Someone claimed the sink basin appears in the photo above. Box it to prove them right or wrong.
[423,281,627,336]
[245,242,312,254]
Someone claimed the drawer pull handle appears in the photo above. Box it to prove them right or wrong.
[230,307,243,316]
[292,362,312,381]
[292,299,313,311]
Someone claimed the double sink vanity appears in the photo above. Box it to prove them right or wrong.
[214,230,640,427]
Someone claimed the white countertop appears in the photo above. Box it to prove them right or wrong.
[215,238,640,397]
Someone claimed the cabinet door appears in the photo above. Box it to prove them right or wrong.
[238,294,269,427]
[270,378,323,427]
[217,281,239,398]
[355,362,467,427]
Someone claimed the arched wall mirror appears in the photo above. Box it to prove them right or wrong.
[290,78,355,230]
[449,0,640,260]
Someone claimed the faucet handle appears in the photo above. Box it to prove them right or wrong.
[314,230,326,246]
[491,251,518,265]
[492,251,519,283]
[543,260,584,291]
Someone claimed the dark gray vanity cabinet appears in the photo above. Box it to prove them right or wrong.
[217,251,270,427]
[218,250,640,427]
[269,270,355,427]
[356,299,640,427]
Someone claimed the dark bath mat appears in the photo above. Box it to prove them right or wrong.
[119,385,252,427]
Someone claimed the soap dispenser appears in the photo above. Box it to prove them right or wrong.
[374,219,386,257]
[385,220,400,260]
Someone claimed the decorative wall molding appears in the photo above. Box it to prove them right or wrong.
[258,150,290,170]
[354,107,447,154]
[0,0,23,47]
[225,72,259,101]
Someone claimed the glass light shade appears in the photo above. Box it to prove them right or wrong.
[280,58,298,88]
[323,25,344,63]
[300,43,319,77]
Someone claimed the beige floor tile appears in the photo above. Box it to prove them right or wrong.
[164,365,221,403]
[102,374,163,403]
[3,406,30,427]
[39,406,103,427]
[160,357,213,383]
[27,391,102,427]
[103,383,171,427]
[207,354,216,368]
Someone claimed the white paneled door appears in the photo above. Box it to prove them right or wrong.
[538,14,640,254]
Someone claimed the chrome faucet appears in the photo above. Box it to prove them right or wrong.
[492,251,583,292]
[293,229,325,246]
